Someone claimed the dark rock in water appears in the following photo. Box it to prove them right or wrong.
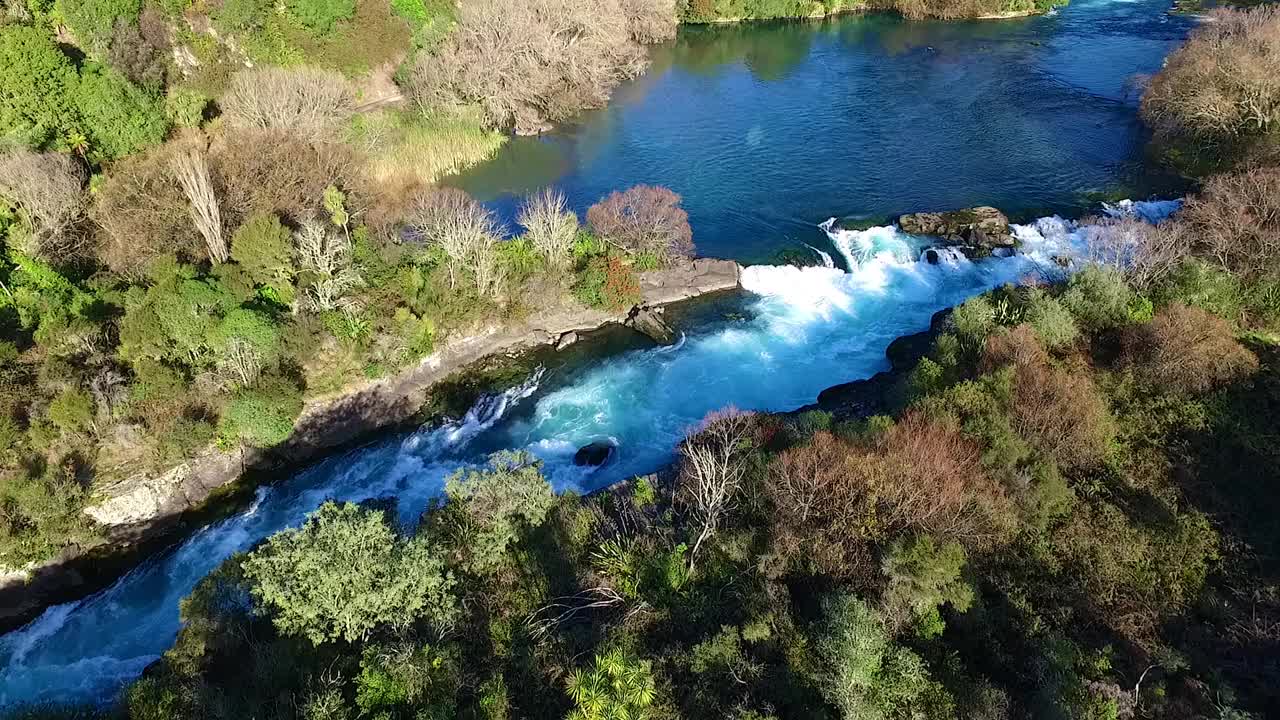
[626,305,677,345]
[924,248,940,264]
[555,331,578,351]
[899,206,1016,259]
[574,440,616,467]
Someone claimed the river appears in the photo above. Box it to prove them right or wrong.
[0,0,1193,708]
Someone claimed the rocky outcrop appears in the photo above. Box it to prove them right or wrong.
[573,440,617,467]
[626,306,677,345]
[808,308,953,419]
[899,206,1016,258]
[0,258,741,631]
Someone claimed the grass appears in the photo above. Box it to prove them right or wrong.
[348,108,507,186]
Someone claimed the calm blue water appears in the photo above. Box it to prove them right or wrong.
[451,1,1192,263]
[0,0,1193,708]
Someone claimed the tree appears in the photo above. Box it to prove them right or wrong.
[409,0,670,134]
[518,188,578,269]
[294,219,362,311]
[676,407,755,568]
[814,594,955,720]
[0,149,87,260]
[1174,167,1280,282]
[231,213,295,301]
[983,326,1115,470]
[93,143,200,277]
[1141,7,1280,171]
[443,450,555,574]
[565,647,658,720]
[171,138,227,265]
[221,68,354,142]
[74,64,169,161]
[209,308,282,387]
[241,501,458,644]
[0,25,79,149]
[587,185,694,263]
[406,187,501,292]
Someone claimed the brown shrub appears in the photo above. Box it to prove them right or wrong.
[586,185,694,263]
[1141,7,1280,168]
[766,430,873,579]
[1123,303,1259,395]
[984,325,1115,469]
[1174,167,1280,282]
[0,149,88,261]
[107,11,170,90]
[409,0,672,134]
[872,411,1012,546]
[93,143,200,276]
[210,129,360,226]
[765,413,1009,578]
[885,0,993,21]
[220,67,354,142]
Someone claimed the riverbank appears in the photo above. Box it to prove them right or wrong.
[684,0,1058,25]
[0,259,740,633]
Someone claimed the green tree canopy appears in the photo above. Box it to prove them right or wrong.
[230,213,295,301]
[241,501,458,644]
[0,26,80,149]
[74,64,169,161]
[443,450,555,573]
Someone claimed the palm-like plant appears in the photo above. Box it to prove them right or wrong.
[565,648,657,720]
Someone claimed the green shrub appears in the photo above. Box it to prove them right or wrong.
[241,501,458,644]
[1062,266,1140,332]
[573,255,640,311]
[814,594,955,720]
[880,535,974,639]
[214,0,273,33]
[164,89,209,128]
[74,64,169,161]
[47,387,95,434]
[950,296,997,347]
[231,214,296,300]
[565,647,658,720]
[218,371,303,447]
[286,0,357,34]
[0,26,80,149]
[444,450,555,574]
[58,0,142,56]
[1023,289,1079,350]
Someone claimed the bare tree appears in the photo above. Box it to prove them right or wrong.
[676,407,755,569]
[0,149,87,260]
[1142,8,1280,157]
[219,338,264,387]
[1177,167,1280,281]
[295,219,363,312]
[170,139,227,265]
[518,188,578,269]
[1079,216,1186,289]
[221,67,354,142]
[587,185,694,263]
[406,188,503,291]
[409,0,668,134]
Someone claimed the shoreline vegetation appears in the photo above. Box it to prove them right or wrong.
[0,0,1072,595]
